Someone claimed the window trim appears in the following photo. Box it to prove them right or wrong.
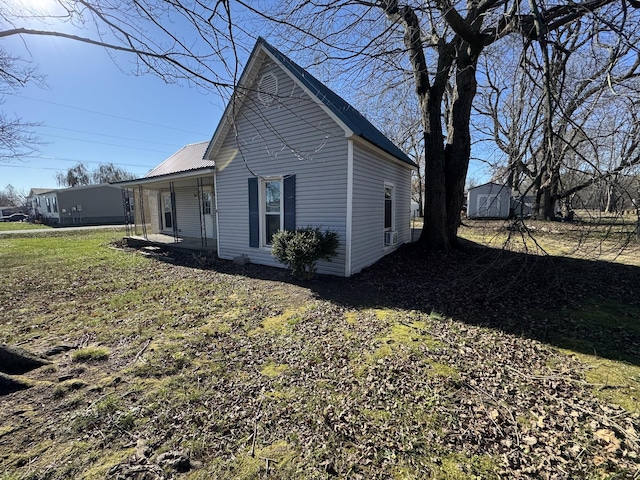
[202,191,212,216]
[384,182,395,232]
[248,175,295,249]
[259,176,284,247]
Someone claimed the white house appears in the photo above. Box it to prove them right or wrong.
[120,38,416,277]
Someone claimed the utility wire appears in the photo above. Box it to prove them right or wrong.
[16,94,212,136]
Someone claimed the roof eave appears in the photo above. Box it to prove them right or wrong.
[114,168,216,188]
[349,135,418,169]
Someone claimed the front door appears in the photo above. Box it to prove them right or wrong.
[202,190,214,238]
[163,194,173,229]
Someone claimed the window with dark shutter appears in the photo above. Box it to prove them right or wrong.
[249,175,296,248]
[248,177,259,247]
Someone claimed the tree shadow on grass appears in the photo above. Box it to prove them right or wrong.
[167,239,640,366]
[306,240,640,366]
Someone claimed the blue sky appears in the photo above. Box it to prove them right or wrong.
[1,30,227,193]
[0,2,491,196]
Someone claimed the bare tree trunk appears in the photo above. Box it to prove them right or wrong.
[445,44,480,246]
[421,96,450,251]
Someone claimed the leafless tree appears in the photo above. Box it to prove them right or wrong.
[264,0,640,250]
[54,161,135,186]
[92,162,136,183]
[0,48,42,161]
[475,12,640,220]
[0,183,26,206]
[4,0,640,250]
[55,162,91,187]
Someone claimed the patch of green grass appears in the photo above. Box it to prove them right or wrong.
[0,222,50,231]
[53,379,88,398]
[560,350,640,412]
[72,346,110,362]
[568,300,640,333]
[82,447,135,480]
[249,307,307,336]
[260,361,289,378]
[427,361,460,379]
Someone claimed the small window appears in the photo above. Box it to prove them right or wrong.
[249,175,295,249]
[46,197,51,213]
[384,185,393,231]
[163,194,173,229]
[263,180,282,245]
[202,192,212,215]
[52,197,58,213]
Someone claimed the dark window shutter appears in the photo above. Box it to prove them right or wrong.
[248,177,259,247]
[283,174,296,231]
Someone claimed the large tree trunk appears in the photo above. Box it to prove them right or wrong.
[445,44,480,247]
[420,95,450,251]
[387,4,453,252]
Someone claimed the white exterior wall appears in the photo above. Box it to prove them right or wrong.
[350,142,412,275]
[215,57,349,276]
[147,190,160,233]
[172,187,202,237]
[36,192,61,222]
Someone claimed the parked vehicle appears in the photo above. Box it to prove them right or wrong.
[6,213,28,222]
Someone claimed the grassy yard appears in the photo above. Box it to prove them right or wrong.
[0,222,50,232]
[0,226,639,479]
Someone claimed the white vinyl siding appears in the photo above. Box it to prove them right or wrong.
[147,191,160,233]
[160,187,202,237]
[350,142,412,274]
[215,56,348,276]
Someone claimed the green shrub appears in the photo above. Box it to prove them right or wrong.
[271,227,339,279]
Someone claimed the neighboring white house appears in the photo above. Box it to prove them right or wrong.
[27,184,126,226]
[119,37,416,277]
[466,182,512,219]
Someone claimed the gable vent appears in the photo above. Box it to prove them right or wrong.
[258,72,278,106]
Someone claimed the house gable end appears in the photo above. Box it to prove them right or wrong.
[205,38,413,168]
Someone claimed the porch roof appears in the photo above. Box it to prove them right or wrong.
[114,167,216,189]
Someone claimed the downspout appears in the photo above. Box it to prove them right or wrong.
[213,172,220,256]
[345,140,354,277]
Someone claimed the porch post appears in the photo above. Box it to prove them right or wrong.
[197,177,208,248]
[169,182,178,242]
[138,185,147,239]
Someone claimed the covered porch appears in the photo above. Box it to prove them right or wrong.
[118,167,217,252]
